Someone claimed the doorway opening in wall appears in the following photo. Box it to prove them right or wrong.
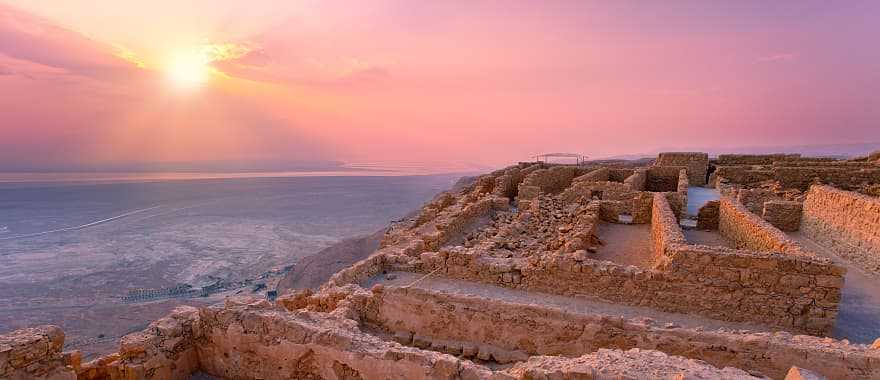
[706,164,716,185]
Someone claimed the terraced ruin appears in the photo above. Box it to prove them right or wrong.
[3,151,880,379]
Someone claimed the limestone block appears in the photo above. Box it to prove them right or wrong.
[762,201,803,232]
[697,200,720,230]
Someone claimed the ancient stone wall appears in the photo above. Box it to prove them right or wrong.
[656,152,709,186]
[608,168,634,182]
[82,296,763,380]
[802,185,880,275]
[517,166,592,201]
[659,245,843,335]
[572,167,609,182]
[651,192,686,265]
[775,166,880,191]
[196,298,500,380]
[420,233,842,334]
[714,166,776,185]
[718,197,808,256]
[0,325,75,379]
[736,188,783,215]
[559,180,639,212]
[697,200,720,230]
[646,166,684,192]
[624,168,647,191]
[323,251,390,290]
[775,160,873,167]
[364,286,878,380]
[74,306,201,380]
[492,167,524,199]
[715,154,801,166]
[631,191,654,224]
[762,201,803,232]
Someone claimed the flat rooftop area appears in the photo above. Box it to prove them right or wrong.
[365,271,777,334]
[787,232,880,344]
[592,222,654,269]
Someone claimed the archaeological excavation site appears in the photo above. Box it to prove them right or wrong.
[4,151,880,380]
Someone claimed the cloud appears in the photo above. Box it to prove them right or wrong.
[0,3,139,79]
[756,53,796,63]
[211,45,392,87]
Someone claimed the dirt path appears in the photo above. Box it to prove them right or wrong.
[593,223,654,269]
[683,229,734,248]
[788,232,880,343]
[366,271,777,334]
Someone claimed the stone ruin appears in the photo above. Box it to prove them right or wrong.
[3,151,880,379]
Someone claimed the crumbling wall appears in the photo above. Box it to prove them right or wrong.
[199,297,760,380]
[802,185,880,275]
[714,166,775,185]
[323,251,391,290]
[697,200,720,230]
[736,188,783,215]
[421,240,843,334]
[624,168,647,191]
[0,325,75,380]
[365,286,877,380]
[715,154,801,166]
[608,168,634,182]
[196,298,492,380]
[76,306,201,380]
[631,191,653,223]
[775,166,880,191]
[517,165,591,201]
[656,152,709,186]
[762,201,803,232]
[646,166,684,192]
[572,167,609,182]
[559,181,639,212]
[492,167,524,200]
[651,192,686,265]
[718,197,807,256]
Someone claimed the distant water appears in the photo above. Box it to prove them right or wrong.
[0,173,460,355]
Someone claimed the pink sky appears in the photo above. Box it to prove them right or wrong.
[1,1,878,171]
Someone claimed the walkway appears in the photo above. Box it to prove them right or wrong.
[788,232,880,344]
[683,229,735,248]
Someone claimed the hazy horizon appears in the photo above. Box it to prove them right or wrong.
[0,141,877,175]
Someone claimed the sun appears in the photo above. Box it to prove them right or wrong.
[166,51,210,87]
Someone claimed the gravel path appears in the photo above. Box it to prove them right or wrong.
[366,271,777,334]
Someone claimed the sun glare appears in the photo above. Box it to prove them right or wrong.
[166,52,210,87]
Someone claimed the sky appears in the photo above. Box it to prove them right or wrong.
[0,0,878,171]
